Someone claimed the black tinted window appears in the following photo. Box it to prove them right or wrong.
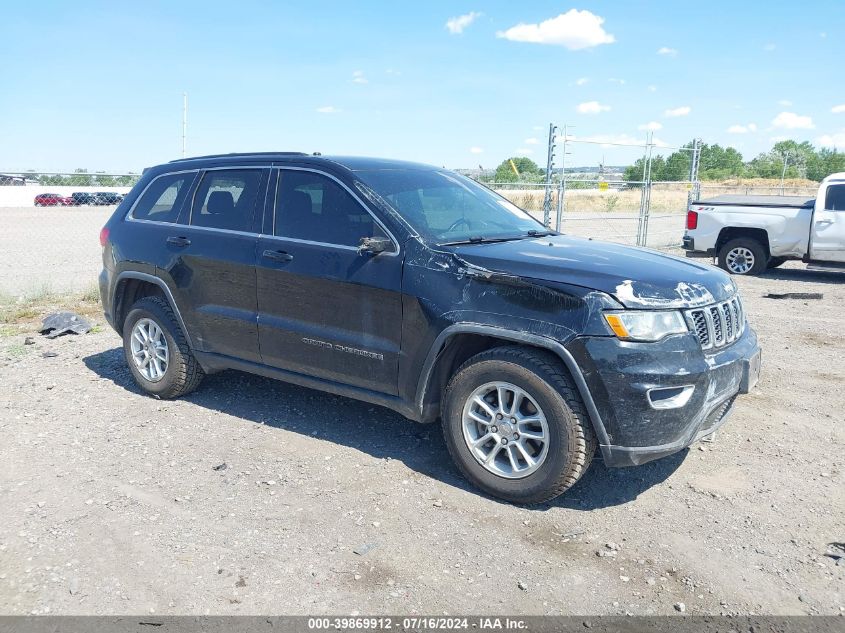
[275,170,386,247]
[132,172,194,222]
[191,169,263,232]
[825,184,845,211]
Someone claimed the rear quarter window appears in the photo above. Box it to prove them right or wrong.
[131,172,196,223]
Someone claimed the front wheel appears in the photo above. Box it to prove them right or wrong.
[718,238,767,275]
[122,296,204,399]
[441,346,596,504]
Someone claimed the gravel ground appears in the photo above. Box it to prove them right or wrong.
[0,262,843,617]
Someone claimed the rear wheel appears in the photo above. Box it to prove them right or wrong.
[441,346,596,504]
[122,296,204,399]
[718,238,767,275]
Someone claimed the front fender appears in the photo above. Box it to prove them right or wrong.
[412,323,612,449]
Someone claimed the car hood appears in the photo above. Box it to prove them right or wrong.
[448,235,736,309]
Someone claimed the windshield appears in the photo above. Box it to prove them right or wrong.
[355,169,547,244]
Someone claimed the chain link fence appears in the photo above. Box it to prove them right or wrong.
[489,178,818,251]
[491,179,689,250]
[0,172,140,297]
[0,169,820,298]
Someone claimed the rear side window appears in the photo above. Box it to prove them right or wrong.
[274,170,386,247]
[825,184,845,211]
[132,172,194,223]
[190,169,263,232]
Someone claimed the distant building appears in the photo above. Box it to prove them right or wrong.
[0,174,26,186]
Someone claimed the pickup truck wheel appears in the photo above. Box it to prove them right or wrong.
[122,296,204,399]
[718,238,767,275]
[441,346,596,505]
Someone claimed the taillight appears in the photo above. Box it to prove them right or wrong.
[686,210,698,230]
[99,226,110,247]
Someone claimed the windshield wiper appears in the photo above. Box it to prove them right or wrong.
[439,235,522,246]
[526,229,555,237]
[439,230,556,246]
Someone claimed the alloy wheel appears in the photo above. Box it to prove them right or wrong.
[726,246,755,274]
[461,381,550,479]
[130,318,169,382]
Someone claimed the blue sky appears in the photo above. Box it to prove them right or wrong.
[1,1,843,172]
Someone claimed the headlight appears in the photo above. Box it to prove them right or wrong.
[604,311,688,342]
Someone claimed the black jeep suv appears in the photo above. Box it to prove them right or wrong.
[99,152,761,503]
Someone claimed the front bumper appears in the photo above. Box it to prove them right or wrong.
[566,325,761,467]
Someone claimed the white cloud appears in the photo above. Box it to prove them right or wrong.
[576,100,611,114]
[657,46,677,56]
[647,85,657,92]
[772,111,815,130]
[445,11,482,34]
[832,104,845,113]
[515,148,534,155]
[316,106,341,114]
[575,77,589,86]
[524,137,539,145]
[351,70,368,84]
[608,77,625,85]
[469,147,484,154]
[817,131,845,148]
[727,123,758,134]
[638,121,663,131]
[778,99,792,107]
[763,43,776,51]
[496,9,615,50]
[664,106,691,117]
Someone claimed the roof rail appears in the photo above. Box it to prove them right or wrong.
[169,151,308,163]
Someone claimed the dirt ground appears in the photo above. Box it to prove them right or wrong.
[0,262,843,616]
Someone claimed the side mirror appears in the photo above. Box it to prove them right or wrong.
[358,236,393,256]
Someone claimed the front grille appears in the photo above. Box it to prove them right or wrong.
[685,297,744,350]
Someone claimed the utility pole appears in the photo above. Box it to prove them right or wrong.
[182,93,188,158]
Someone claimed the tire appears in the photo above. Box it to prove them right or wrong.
[767,256,788,269]
[441,346,596,505]
[718,238,767,275]
[122,296,204,399]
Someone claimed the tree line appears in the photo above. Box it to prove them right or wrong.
[22,168,139,187]
[622,140,845,183]
[485,140,844,185]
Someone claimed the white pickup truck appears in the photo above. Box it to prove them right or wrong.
[683,172,845,275]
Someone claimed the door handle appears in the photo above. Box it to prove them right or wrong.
[166,236,191,247]
[816,219,833,225]
[262,249,294,263]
